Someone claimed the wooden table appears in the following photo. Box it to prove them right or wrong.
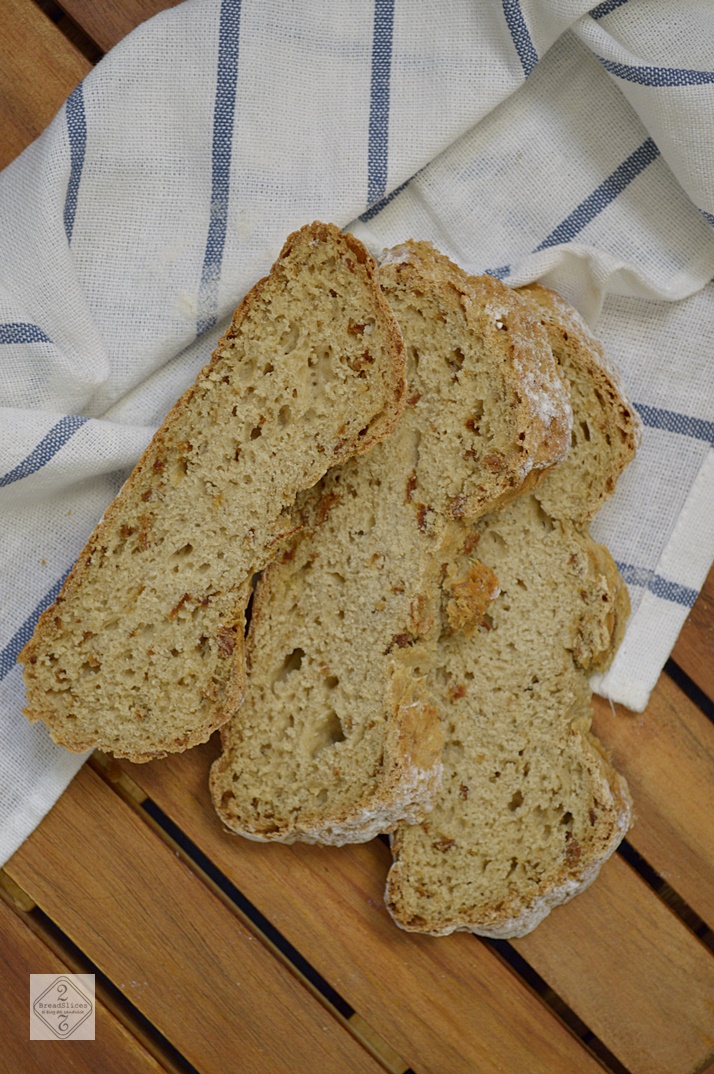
[2,3,713,1071]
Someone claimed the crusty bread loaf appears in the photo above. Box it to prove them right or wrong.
[385,287,640,938]
[210,242,572,844]
[19,222,406,762]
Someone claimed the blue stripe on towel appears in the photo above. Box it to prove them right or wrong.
[597,55,714,88]
[535,137,659,250]
[634,403,714,445]
[366,0,395,208]
[589,0,630,19]
[0,416,88,489]
[64,82,87,244]
[616,562,698,608]
[0,323,52,344]
[502,0,538,78]
[484,265,512,279]
[485,138,658,273]
[360,175,411,224]
[197,0,243,337]
[0,570,72,681]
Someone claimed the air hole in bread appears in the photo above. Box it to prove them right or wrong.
[278,405,291,427]
[312,710,346,757]
[172,543,194,558]
[276,647,305,681]
[171,457,189,483]
[446,347,466,371]
[508,789,524,811]
[534,501,554,532]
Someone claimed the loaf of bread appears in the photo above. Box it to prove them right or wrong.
[19,222,406,762]
[385,285,640,938]
[210,243,572,843]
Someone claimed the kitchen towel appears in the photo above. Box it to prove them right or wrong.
[1,0,713,865]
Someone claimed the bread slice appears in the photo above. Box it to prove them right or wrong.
[385,287,640,938]
[209,242,572,844]
[19,222,406,762]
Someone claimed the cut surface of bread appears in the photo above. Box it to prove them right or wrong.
[385,288,640,938]
[210,241,572,844]
[19,222,406,762]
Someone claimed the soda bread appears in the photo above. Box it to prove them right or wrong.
[385,285,640,938]
[210,243,572,843]
[19,222,406,762]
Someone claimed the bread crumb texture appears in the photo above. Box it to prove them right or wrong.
[19,222,406,762]
[385,281,640,938]
[210,242,572,844]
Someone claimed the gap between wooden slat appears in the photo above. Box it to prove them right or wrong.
[90,752,410,1074]
[0,876,198,1074]
[484,937,631,1074]
[33,0,104,62]
[617,840,714,953]
[91,753,621,1074]
[665,659,714,726]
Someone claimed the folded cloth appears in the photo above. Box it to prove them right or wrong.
[1,0,713,866]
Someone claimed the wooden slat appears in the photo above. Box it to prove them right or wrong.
[0,893,168,1073]
[119,742,616,1074]
[592,674,714,929]
[0,0,90,168]
[56,0,181,53]
[5,766,383,1074]
[672,563,714,701]
[514,852,714,1074]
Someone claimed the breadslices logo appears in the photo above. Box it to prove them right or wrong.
[30,974,95,1040]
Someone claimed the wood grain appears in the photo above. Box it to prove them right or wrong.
[514,852,714,1074]
[592,674,714,929]
[0,893,168,1073]
[0,0,90,168]
[119,740,630,1074]
[672,563,714,701]
[5,766,383,1074]
[55,0,181,53]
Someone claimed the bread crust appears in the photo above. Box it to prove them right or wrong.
[19,222,406,761]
